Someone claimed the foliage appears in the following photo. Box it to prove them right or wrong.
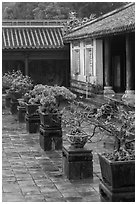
[62,100,93,135]
[24,84,45,104]
[3,70,33,97]
[94,101,135,135]
[33,2,70,19]
[3,2,127,20]
[89,101,135,161]
[2,70,17,90]
[3,2,37,19]
[39,95,59,114]
[102,149,135,161]
[24,84,76,114]
[7,70,33,96]
[50,85,77,103]
[62,99,135,161]
[39,85,76,113]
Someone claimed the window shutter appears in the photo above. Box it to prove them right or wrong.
[72,49,80,74]
[85,47,94,76]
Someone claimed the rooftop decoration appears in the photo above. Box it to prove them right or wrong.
[62,11,96,35]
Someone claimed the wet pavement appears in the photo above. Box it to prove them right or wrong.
[2,108,113,202]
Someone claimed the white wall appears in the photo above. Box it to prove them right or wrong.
[70,38,103,86]
[96,39,103,85]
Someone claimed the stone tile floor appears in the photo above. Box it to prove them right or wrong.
[2,108,113,202]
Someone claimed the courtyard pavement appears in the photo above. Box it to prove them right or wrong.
[2,107,113,202]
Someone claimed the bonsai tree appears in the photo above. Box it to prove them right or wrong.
[25,84,76,106]
[89,101,135,194]
[86,101,135,161]
[62,100,90,135]
[24,84,45,104]
[2,70,16,93]
[5,70,33,101]
[39,94,59,114]
[37,85,76,128]
[62,99,135,153]
[61,100,96,148]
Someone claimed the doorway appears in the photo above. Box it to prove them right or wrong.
[112,54,125,92]
[111,35,126,93]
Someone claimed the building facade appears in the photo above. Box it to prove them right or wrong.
[2,20,70,87]
[63,3,135,101]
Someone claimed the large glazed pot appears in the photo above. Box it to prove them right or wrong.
[98,153,135,189]
[39,112,61,129]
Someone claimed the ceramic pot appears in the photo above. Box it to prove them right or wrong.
[67,134,88,148]
[98,153,135,189]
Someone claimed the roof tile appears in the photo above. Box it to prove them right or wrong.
[2,27,64,50]
[64,3,135,41]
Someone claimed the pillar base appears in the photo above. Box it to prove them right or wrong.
[122,90,135,106]
[104,86,115,96]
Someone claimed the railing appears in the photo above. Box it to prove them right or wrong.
[2,20,67,27]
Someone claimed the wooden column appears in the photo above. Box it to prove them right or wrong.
[25,54,29,76]
[125,33,135,91]
[122,33,135,105]
[104,38,115,95]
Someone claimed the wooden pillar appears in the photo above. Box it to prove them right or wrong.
[25,54,29,76]
[122,33,135,105]
[125,33,135,91]
[104,38,115,95]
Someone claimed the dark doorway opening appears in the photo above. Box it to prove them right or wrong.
[111,35,126,93]
[29,59,70,87]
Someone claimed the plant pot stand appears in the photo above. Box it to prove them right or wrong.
[5,97,11,108]
[62,145,93,180]
[25,114,40,133]
[2,94,6,109]
[17,106,26,123]
[99,180,135,202]
[10,100,19,114]
[39,125,62,151]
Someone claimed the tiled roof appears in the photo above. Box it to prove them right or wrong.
[2,26,64,50]
[64,3,135,41]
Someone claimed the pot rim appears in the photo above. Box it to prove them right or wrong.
[39,110,61,115]
[98,153,135,165]
[66,133,88,137]
[25,102,40,106]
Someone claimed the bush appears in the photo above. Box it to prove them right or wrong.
[3,70,33,97]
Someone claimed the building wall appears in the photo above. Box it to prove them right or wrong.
[2,48,70,87]
[96,39,103,86]
[70,38,103,95]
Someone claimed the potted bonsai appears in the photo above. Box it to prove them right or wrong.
[3,70,19,107]
[50,85,77,109]
[38,94,61,129]
[24,84,45,115]
[89,101,135,190]
[62,101,94,148]
[2,70,16,94]
[5,70,33,114]
[38,85,76,128]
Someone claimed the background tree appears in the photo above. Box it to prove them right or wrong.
[2,2,128,20]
